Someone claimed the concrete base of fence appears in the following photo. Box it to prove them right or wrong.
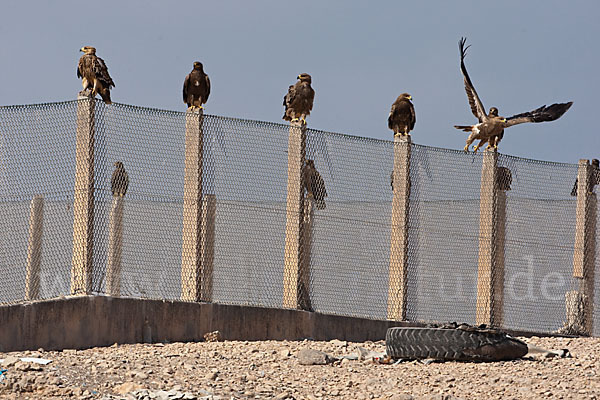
[0,296,573,352]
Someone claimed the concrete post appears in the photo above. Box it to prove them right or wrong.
[476,149,503,326]
[106,196,124,296]
[71,92,95,295]
[283,121,307,309]
[181,109,204,302]
[200,193,216,302]
[25,195,44,300]
[387,135,411,321]
[570,159,596,335]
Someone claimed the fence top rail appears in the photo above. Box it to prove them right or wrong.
[0,99,579,169]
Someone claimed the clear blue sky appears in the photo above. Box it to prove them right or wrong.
[1,0,597,163]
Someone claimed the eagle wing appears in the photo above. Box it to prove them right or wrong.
[94,56,115,88]
[503,102,573,128]
[183,73,190,103]
[459,37,487,122]
[204,74,211,101]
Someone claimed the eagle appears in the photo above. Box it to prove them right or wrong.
[388,93,416,137]
[111,161,129,197]
[183,61,211,110]
[283,73,315,123]
[303,159,327,210]
[571,159,600,196]
[454,37,573,152]
[77,46,115,104]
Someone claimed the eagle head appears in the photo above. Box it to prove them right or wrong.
[193,61,204,71]
[80,46,96,55]
[489,107,499,117]
[593,159,600,168]
[114,161,124,169]
[298,73,312,84]
[306,159,315,168]
[399,93,412,101]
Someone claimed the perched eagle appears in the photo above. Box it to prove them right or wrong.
[454,38,573,152]
[183,62,211,110]
[77,46,115,104]
[496,166,512,191]
[111,161,129,197]
[283,73,315,123]
[388,93,416,137]
[571,159,600,196]
[303,159,327,210]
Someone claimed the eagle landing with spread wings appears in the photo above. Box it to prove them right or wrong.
[283,73,315,124]
[454,37,573,152]
[77,46,115,104]
[388,93,416,137]
[183,62,211,110]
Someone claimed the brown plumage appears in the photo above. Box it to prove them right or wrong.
[183,62,211,110]
[454,37,573,152]
[571,159,600,196]
[388,93,416,136]
[303,159,327,210]
[283,73,315,123]
[111,161,129,197]
[77,46,115,104]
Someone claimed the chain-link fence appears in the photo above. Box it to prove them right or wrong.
[0,98,597,336]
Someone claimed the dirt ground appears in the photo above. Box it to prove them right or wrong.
[0,336,598,400]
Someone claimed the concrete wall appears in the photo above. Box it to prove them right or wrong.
[0,296,419,352]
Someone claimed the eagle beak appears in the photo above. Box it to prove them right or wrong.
[502,118,507,123]
[297,75,301,79]
[408,96,412,100]
[80,48,85,52]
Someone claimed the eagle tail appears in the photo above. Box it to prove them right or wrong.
[100,89,112,104]
[454,125,473,132]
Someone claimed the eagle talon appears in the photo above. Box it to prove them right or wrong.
[463,145,470,152]
[291,118,299,122]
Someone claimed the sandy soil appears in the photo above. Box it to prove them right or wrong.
[0,336,598,399]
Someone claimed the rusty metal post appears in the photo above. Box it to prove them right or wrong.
[476,149,502,326]
[387,135,411,321]
[106,196,125,296]
[200,193,216,302]
[569,159,596,335]
[283,121,307,309]
[25,195,44,300]
[181,109,204,302]
[71,92,95,295]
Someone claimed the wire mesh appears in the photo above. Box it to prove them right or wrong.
[0,98,599,336]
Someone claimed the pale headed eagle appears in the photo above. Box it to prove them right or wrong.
[283,73,315,124]
[388,93,416,137]
[303,159,327,210]
[183,62,211,110]
[111,161,129,197]
[77,46,115,104]
[454,37,573,152]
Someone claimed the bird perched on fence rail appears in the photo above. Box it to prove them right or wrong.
[388,93,416,137]
[77,46,115,104]
[303,159,327,209]
[183,62,211,111]
[454,37,573,153]
[283,73,315,124]
[111,161,129,197]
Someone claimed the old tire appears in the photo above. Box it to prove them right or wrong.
[385,326,528,361]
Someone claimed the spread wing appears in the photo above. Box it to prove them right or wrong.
[459,37,487,122]
[94,56,115,88]
[503,102,573,128]
[183,73,190,102]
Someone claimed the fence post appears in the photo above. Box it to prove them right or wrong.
[181,109,204,302]
[71,92,95,295]
[25,195,44,300]
[106,196,124,296]
[569,159,596,335]
[387,135,411,321]
[283,121,309,309]
[200,193,216,302]
[475,149,503,326]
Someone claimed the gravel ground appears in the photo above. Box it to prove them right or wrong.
[0,336,598,399]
